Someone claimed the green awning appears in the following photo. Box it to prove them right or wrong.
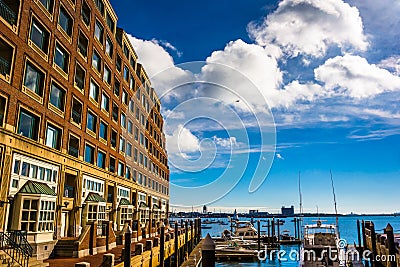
[85,192,106,202]
[18,180,56,196]
[119,198,132,205]
[139,202,149,209]
[153,204,160,210]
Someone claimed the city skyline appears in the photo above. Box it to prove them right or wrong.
[110,0,400,213]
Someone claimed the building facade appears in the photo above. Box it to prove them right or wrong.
[0,0,169,260]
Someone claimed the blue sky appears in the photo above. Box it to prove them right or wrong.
[110,0,400,214]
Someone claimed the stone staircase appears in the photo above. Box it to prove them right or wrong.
[52,238,77,258]
[0,251,49,267]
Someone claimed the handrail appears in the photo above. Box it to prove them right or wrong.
[0,0,16,26]
[0,56,10,76]
[0,230,32,267]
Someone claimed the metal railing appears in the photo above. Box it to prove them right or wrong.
[71,109,81,124]
[0,56,10,76]
[0,230,32,267]
[0,0,16,26]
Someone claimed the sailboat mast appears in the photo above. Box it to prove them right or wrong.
[298,171,303,215]
[330,170,339,237]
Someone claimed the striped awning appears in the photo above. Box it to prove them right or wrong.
[85,192,106,202]
[18,180,56,196]
[119,198,132,206]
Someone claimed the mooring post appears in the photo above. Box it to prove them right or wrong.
[361,220,369,267]
[202,234,215,267]
[271,218,275,244]
[160,223,165,267]
[184,220,189,260]
[267,219,270,241]
[297,218,300,240]
[190,220,194,251]
[277,219,280,242]
[357,219,362,253]
[385,224,397,267]
[199,218,202,240]
[124,225,132,267]
[294,218,297,240]
[370,221,377,267]
[174,221,179,267]
[257,220,261,251]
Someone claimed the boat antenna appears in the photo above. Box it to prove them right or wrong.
[330,169,339,237]
[298,171,303,215]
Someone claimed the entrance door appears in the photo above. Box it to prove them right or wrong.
[61,212,68,237]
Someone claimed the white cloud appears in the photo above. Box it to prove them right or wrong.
[315,54,400,98]
[212,136,238,148]
[378,56,400,76]
[166,124,200,154]
[248,0,368,58]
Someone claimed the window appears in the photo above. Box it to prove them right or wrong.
[116,54,122,72]
[71,98,82,125]
[58,6,73,36]
[95,0,104,14]
[101,93,109,112]
[129,100,134,113]
[92,50,101,73]
[99,121,107,140]
[122,90,128,105]
[38,200,56,232]
[97,151,106,169]
[81,1,91,26]
[21,199,39,232]
[109,157,116,173]
[123,44,129,59]
[123,65,129,82]
[125,167,131,179]
[78,31,88,58]
[54,43,69,73]
[112,102,118,122]
[23,62,45,96]
[18,109,39,140]
[121,113,126,128]
[30,18,50,54]
[106,36,113,58]
[49,82,66,111]
[103,65,111,84]
[134,148,138,162]
[0,96,6,127]
[134,126,139,141]
[139,152,143,165]
[39,0,54,13]
[140,132,144,146]
[127,143,132,157]
[86,111,97,133]
[89,80,99,102]
[111,130,117,149]
[94,20,104,43]
[74,63,85,90]
[85,144,95,164]
[119,137,125,152]
[130,74,135,89]
[114,79,120,97]
[128,120,133,134]
[106,12,115,32]
[118,162,124,176]
[68,134,79,157]
[46,124,62,150]
[130,57,136,70]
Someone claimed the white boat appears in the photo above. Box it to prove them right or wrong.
[222,220,260,239]
[300,219,346,267]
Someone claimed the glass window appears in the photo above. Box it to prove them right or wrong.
[127,143,132,157]
[54,44,69,73]
[81,1,91,26]
[116,54,122,72]
[109,157,115,173]
[118,162,124,176]
[112,103,118,122]
[89,80,99,102]
[111,130,117,149]
[68,135,79,157]
[85,144,95,164]
[24,62,45,96]
[71,98,82,125]
[94,20,104,43]
[39,0,54,13]
[45,124,61,149]
[130,57,136,70]
[134,148,138,162]
[103,65,111,84]
[49,82,65,111]
[99,121,107,140]
[134,126,139,141]
[97,151,105,169]
[86,111,97,133]
[114,79,120,97]
[106,12,115,32]
[21,199,40,233]
[127,120,133,134]
[129,100,134,113]
[122,90,128,105]
[30,19,49,53]
[125,167,131,179]
[123,65,129,82]
[58,6,73,36]
[95,0,104,14]
[123,44,129,59]
[130,74,135,89]
[92,50,101,72]
[38,200,56,232]
[18,109,39,140]
[106,36,113,58]
[101,93,109,112]
[120,113,126,128]
[119,137,125,152]
[74,63,85,90]
[78,31,88,58]
[0,96,5,127]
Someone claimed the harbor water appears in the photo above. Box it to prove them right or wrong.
[197,215,400,266]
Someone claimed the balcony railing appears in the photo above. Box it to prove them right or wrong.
[63,184,74,198]
[0,56,10,76]
[68,146,79,158]
[71,109,81,124]
[0,0,17,26]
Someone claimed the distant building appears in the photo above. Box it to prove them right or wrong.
[281,206,295,216]
[203,205,207,214]
[249,209,259,214]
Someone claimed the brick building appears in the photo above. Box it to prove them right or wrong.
[0,0,169,260]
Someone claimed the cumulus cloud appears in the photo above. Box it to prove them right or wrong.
[315,54,400,98]
[248,0,368,58]
[166,124,200,154]
[378,56,400,76]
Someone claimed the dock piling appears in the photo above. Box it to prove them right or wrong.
[356,219,362,253]
[124,225,132,267]
[385,224,397,267]
[174,222,179,267]
[257,220,261,251]
[202,234,215,267]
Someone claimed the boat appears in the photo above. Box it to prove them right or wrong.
[280,230,295,241]
[222,220,260,239]
[300,219,345,267]
[201,225,212,229]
